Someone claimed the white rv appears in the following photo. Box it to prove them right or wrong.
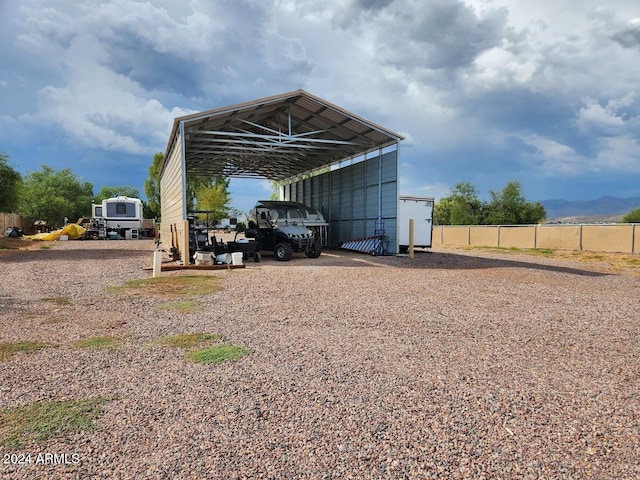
[89,196,144,239]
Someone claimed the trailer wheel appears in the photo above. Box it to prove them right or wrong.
[274,243,293,261]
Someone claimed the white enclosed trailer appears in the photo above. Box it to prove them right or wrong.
[397,196,434,253]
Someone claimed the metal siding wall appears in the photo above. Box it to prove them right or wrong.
[380,154,398,251]
[310,176,321,209]
[329,170,342,246]
[366,185,380,218]
[285,148,399,251]
[160,135,186,256]
[341,167,352,221]
[366,157,380,185]
[304,177,312,206]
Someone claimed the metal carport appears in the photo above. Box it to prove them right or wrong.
[160,89,403,261]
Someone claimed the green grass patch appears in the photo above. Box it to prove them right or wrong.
[0,341,55,362]
[109,275,221,298]
[73,336,123,351]
[0,398,110,448]
[148,332,222,349]
[44,296,71,306]
[159,300,203,313]
[531,248,555,256]
[186,344,250,365]
[41,317,66,325]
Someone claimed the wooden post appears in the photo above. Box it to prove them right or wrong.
[153,251,162,278]
[182,220,190,264]
[409,218,415,259]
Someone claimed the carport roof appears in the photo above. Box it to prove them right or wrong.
[164,89,404,181]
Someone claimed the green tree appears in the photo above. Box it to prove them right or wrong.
[144,152,163,219]
[623,207,640,223]
[94,186,140,203]
[269,181,280,201]
[485,181,546,224]
[193,176,231,222]
[436,181,484,225]
[0,152,22,212]
[433,197,453,225]
[18,165,93,227]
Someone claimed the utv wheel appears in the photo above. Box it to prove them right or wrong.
[274,242,293,261]
[305,242,321,258]
[254,252,261,262]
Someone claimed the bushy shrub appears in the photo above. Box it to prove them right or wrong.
[622,207,640,223]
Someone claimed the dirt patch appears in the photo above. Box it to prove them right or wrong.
[0,237,54,255]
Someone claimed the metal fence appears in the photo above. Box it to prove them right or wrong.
[431,223,640,254]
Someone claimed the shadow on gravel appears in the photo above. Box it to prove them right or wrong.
[314,249,610,277]
[0,247,149,263]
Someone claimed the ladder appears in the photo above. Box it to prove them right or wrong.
[130,228,139,240]
[340,235,388,256]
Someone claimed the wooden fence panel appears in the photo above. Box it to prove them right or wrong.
[0,213,31,233]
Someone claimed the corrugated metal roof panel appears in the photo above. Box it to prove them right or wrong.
[164,90,403,181]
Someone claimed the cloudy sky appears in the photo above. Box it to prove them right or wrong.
[1,0,639,213]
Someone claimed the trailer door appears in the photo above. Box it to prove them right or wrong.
[398,196,434,249]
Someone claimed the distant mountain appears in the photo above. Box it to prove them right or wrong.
[540,196,640,220]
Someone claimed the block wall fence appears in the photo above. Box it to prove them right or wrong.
[431,224,640,254]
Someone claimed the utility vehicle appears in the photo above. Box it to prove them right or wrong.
[244,201,328,261]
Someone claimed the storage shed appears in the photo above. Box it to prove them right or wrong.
[160,89,403,261]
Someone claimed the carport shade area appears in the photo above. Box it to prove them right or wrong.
[160,89,404,261]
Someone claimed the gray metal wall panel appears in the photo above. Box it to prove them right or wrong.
[329,220,341,246]
[366,157,381,185]
[352,187,365,219]
[366,185,380,218]
[351,219,365,238]
[381,155,397,182]
[303,178,312,206]
[285,148,398,252]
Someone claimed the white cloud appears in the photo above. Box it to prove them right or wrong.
[594,135,640,172]
[576,97,633,136]
[520,134,585,175]
[2,0,640,207]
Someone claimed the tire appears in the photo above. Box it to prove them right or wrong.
[305,241,321,258]
[254,252,261,262]
[274,242,293,261]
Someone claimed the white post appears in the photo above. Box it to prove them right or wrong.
[409,218,415,259]
[153,251,162,278]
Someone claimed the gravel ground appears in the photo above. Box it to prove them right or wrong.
[0,239,639,479]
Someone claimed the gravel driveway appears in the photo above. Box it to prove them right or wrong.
[1,240,639,479]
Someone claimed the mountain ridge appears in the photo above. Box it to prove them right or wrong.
[539,196,640,220]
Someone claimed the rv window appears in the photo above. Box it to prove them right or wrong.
[116,203,127,215]
[95,207,103,217]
